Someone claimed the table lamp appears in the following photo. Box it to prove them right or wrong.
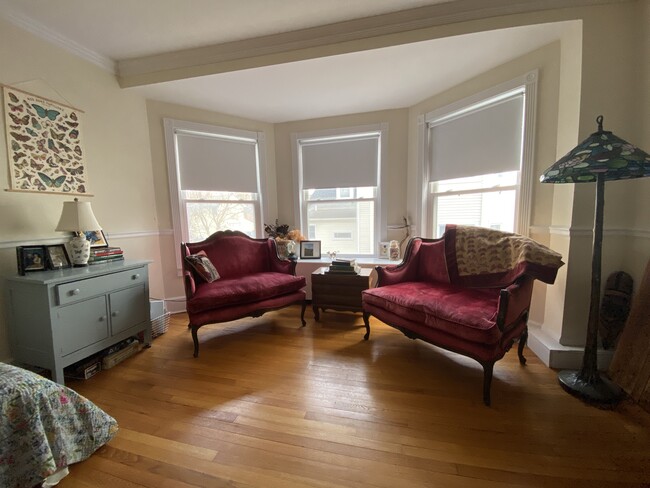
[55,197,102,266]
[540,115,650,405]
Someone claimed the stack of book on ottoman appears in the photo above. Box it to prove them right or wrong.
[326,258,361,275]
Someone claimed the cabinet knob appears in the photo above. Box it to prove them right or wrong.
[71,288,80,296]
[112,311,120,317]
[99,315,106,322]
[132,274,140,280]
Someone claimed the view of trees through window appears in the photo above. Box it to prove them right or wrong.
[184,191,257,241]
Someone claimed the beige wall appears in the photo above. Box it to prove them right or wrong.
[0,18,160,361]
[144,99,276,301]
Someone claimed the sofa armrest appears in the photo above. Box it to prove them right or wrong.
[180,242,197,299]
[375,238,421,286]
[495,277,535,332]
[266,239,298,275]
[183,269,196,299]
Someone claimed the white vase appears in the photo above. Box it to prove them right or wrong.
[69,234,91,266]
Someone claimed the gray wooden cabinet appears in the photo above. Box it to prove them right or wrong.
[5,260,152,384]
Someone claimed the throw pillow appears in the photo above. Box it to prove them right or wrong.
[185,251,220,283]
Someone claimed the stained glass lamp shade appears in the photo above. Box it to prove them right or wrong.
[540,115,650,405]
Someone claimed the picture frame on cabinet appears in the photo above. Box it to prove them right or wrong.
[45,244,71,270]
[16,245,46,275]
[84,229,108,248]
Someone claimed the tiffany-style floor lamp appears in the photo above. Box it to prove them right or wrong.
[540,115,650,405]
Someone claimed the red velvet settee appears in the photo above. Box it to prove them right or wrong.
[362,225,564,405]
[181,231,307,357]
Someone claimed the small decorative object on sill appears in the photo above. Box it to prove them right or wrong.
[327,250,338,260]
[286,240,297,260]
[389,240,400,261]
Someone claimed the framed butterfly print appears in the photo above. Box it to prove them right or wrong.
[3,85,89,195]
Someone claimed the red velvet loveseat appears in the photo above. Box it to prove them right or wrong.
[362,225,564,405]
[182,231,307,357]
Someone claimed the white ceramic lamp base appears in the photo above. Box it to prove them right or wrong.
[69,234,91,266]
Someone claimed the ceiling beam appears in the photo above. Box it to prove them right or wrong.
[116,0,628,88]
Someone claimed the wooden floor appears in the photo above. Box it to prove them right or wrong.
[61,307,650,488]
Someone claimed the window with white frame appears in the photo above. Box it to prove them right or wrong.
[293,125,386,257]
[421,71,537,238]
[164,119,266,269]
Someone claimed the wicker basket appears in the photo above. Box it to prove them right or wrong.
[152,311,170,338]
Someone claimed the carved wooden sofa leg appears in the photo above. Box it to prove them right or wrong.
[518,326,529,365]
[301,300,307,327]
[191,326,199,358]
[482,361,495,406]
[362,312,371,340]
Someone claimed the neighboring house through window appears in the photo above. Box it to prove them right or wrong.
[293,124,387,257]
[418,71,538,238]
[164,118,267,270]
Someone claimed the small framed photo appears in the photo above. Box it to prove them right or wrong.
[16,246,46,275]
[299,240,321,259]
[84,230,108,248]
[46,244,71,270]
[378,241,390,259]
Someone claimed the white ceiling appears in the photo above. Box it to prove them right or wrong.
[0,0,577,122]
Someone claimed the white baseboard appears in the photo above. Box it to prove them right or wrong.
[162,296,187,314]
[527,322,615,371]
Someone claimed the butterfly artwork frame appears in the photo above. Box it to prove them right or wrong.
[2,85,90,195]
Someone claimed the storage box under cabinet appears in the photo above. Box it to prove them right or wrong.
[5,260,152,385]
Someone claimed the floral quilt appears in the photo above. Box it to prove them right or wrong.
[0,362,118,488]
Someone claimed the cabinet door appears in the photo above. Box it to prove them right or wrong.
[109,285,147,336]
[56,296,109,356]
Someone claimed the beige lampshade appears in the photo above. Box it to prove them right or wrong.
[55,198,102,232]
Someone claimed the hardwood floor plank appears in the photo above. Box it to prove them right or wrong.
[59,308,650,487]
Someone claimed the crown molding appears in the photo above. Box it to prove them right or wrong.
[116,0,630,87]
[0,6,115,73]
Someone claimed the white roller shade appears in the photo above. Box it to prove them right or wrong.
[176,132,258,192]
[429,94,524,182]
[301,135,379,189]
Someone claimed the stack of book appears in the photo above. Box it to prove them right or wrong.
[88,246,124,265]
[326,258,361,275]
